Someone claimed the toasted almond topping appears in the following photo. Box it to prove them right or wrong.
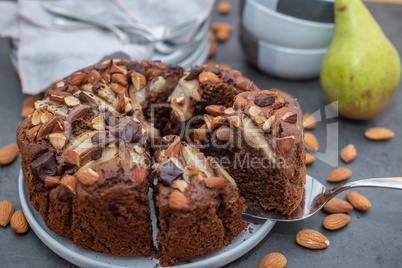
[88,70,101,84]
[70,72,87,86]
[44,176,61,187]
[198,71,220,83]
[262,116,275,131]
[304,133,319,151]
[64,96,80,107]
[76,168,100,186]
[110,83,127,94]
[204,177,227,189]
[49,133,67,150]
[276,136,295,157]
[216,126,231,141]
[322,213,351,230]
[205,105,225,116]
[61,175,76,194]
[130,71,147,91]
[0,200,14,227]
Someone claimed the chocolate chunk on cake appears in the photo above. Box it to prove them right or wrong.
[153,136,246,266]
[193,90,306,215]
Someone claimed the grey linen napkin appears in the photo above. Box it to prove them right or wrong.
[0,0,214,94]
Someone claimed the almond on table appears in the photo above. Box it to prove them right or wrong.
[306,153,315,165]
[258,252,287,268]
[346,191,371,211]
[10,210,29,234]
[217,1,231,14]
[0,200,14,226]
[302,113,316,129]
[340,144,357,163]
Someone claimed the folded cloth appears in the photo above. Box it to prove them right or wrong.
[0,0,214,95]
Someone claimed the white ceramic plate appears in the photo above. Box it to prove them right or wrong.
[19,170,275,268]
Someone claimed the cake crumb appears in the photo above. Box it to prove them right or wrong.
[248,227,254,234]
[357,215,361,218]
[254,222,260,225]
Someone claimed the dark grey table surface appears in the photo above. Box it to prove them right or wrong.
[1,1,402,267]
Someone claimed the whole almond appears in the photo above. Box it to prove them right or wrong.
[258,252,287,268]
[304,133,319,151]
[0,200,14,226]
[0,143,19,165]
[296,229,329,249]
[209,40,217,58]
[217,1,231,14]
[327,167,352,182]
[204,177,227,189]
[306,153,315,165]
[10,210,29,234]
[323,198,353,213]
[340,144,357,163]
[302,113,316,129]
[346,191,371,211]
[169,190,190,211]
[322,213,351,230]
[21,95,41,118]
[365,127,394,140]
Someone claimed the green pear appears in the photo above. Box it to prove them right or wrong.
[320,0,401,120]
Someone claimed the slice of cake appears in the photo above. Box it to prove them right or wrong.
[193,89,306,215]
[153,135,246,266]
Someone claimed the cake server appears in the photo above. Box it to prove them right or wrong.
[244,175,402,221]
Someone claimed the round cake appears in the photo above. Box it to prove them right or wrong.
[16,59,305,266]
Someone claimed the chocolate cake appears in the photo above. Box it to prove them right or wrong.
[153,135,246,266]
[16,59,305,265]
[193,90,306,215]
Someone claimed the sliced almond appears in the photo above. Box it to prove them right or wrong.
[198,71,220,83]
[323,198,353,213]
[49,91,70,102]
[233,95,248,110]
[276,136,295,157]
[64,96,80,107]
[110,83,127,94]
[27,125,41,141]
[44,176,61,187]
[75,168,100,186]
[61,175,76,194]
[0,200,14,227]
[205,105,225,116]
[204,177,227,189]
[303,113,316,129]
[134,167,147,185]
[340,144,357,163]
[66,150,80,166]
[346,191,371,211]
[306,153,315,165]
[322,213,351,230]
[0,144,19,165]
[48,133,67,150]
[327,167,352,182]
[10,210,29,234]
[168,190,190,211]
[296,229,329,249]
[164,136,182,157]
[365,127,394,140]
[130,71,147,91]
[304,133,319,151]
[258,252,287,268]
